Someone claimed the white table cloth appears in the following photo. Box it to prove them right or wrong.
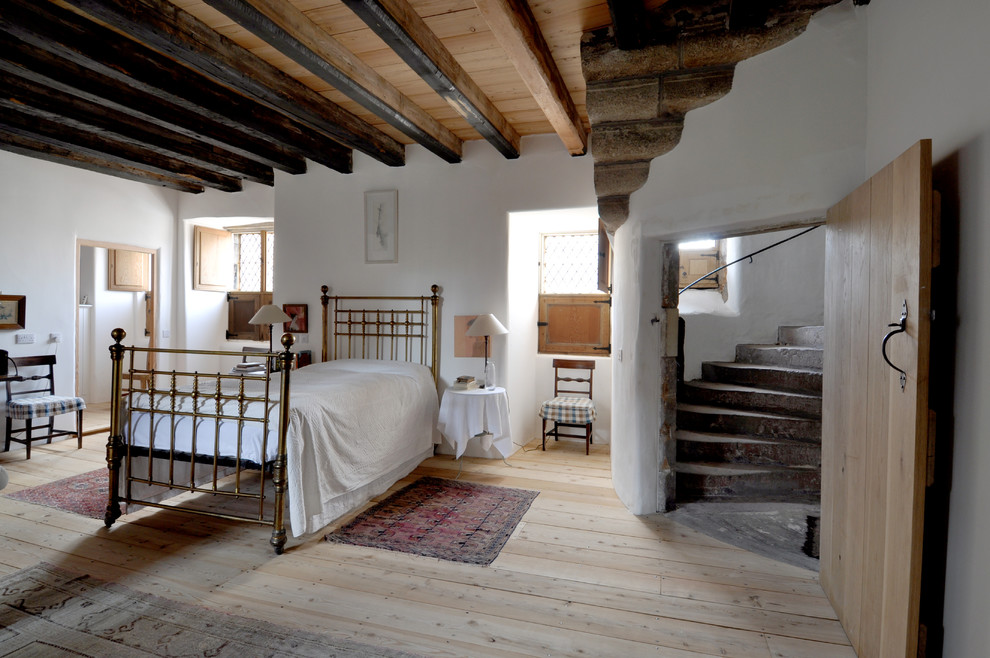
[437,387,512,458]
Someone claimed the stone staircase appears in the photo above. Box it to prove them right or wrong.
[675,326,823,503]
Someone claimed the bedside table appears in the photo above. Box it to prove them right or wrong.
[437,386,512,459]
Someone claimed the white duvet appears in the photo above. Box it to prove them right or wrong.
[125,359,439,537]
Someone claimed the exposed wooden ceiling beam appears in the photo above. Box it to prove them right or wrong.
[0,35,305,176]
[203,0,463,164]
[0,130,205,193]
[0,70,275,186]
[1,1,350,175]
[473,0,587,156]
[607,0,654,50]
[0,103,243,192]
[341,0,521,159]
[60,0,406,167]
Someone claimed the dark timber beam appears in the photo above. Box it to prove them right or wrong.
[0,104,242,192]
[0,36,304,176]
[607,0,654,50]
[61,0,405,166]
[0,1,348,174]
[0,70,274,186]
[0,130,205,193]
[203,0,462,163]
[341,0,521,159]
[474,0,587,156]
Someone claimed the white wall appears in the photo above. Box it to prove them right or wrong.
[609,0,868,513]
[0,152,177,414]
[680,227,825,380]
[274,135,598,457]
[507,208,612,447]
[865,1,990,654]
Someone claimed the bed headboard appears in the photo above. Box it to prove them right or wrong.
[319,284,441,388]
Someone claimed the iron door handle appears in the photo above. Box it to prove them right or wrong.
[881,300,908,392]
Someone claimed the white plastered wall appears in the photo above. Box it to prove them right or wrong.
[0,152,177,412]
[273,135,599,457]
[507,207,612,447]
[609,1,867,513]
[679,227,826,381]
[864,0,990,654]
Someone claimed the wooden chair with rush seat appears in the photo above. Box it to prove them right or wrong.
[539,358,597,455]
[3,354,85,459]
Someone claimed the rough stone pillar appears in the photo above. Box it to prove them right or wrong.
[657,242,680,512]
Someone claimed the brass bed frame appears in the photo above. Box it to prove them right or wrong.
[104,284,440,554]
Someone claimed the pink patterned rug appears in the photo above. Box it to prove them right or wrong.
[5,468,107,519]
[325,476,538,565]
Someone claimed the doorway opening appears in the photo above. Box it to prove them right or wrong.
[664,223,826,571]
[76,240,157,433]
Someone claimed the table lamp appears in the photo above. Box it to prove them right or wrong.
[249,304,291,353]
[465,313,508,389]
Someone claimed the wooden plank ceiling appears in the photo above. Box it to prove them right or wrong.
[0,0,665,193]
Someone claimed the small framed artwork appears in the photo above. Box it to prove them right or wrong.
[283,303,308,333]
[365,189,397,263]
[0,295,26,330]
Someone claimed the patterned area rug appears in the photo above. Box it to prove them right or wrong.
[325,476,538,565]
[5,468,107,519]
[0,562,419,657]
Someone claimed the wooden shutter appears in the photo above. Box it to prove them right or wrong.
[226,292,271,341]
[678,246,720,290]
[538,294,610,356]
[108,249,150,292]
[194,226,231,292]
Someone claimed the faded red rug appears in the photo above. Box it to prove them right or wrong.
[5,468,107,519]
[325,476,538,565]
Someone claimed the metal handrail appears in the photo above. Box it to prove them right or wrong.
[678,224,821,295]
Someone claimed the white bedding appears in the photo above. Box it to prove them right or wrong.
[124,359,439,537]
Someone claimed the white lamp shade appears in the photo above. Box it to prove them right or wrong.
[465,313,508,337]
[249,304,291,325]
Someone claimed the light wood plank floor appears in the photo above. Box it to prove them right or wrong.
[0,435,853,657]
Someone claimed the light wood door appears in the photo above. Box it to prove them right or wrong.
[821,140,933,656]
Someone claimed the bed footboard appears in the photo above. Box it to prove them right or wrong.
[104,329,295,555]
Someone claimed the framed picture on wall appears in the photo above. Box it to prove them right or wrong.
[365,190,397,263]
[282,303,308,333]
[0,295,26,330]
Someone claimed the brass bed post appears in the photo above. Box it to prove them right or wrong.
[104,328,126,528]
[320,284,330,363]
[430,284,440,390]
[269,333,295,555]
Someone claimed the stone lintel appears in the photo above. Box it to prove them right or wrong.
[661,67,735,116]
[591,119,684,165]
[581,28,679,85]
[681,15,814,68]
[586,77,661,125]
[598,195,630,233]
[594,161,652,199]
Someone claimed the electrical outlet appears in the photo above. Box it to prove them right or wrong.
[15,333,35,344]
[50,332,63,343]
[161,329,170,339]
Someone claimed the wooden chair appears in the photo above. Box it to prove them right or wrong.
[539,358,597,455]
[3,355,85,459]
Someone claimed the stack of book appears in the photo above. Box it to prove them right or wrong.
[452,375,479,390]
[234,361,266,374]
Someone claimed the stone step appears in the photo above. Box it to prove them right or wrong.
[681,380,821,419]
[777,325,824,348]
[678,403,822,441]
[675,462,821,502]
[701,361,822,395]
[676,430,821,467]
[734,344,823,370]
